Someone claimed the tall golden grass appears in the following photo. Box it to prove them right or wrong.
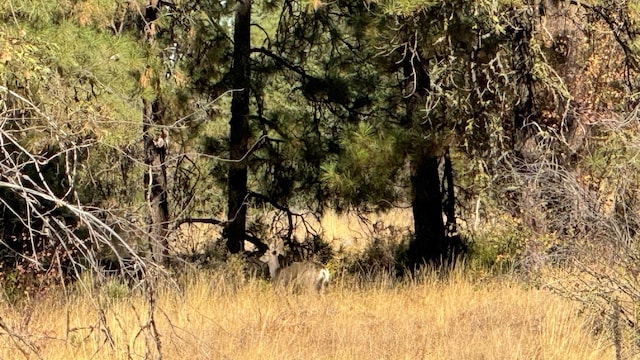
[0,269,611,359]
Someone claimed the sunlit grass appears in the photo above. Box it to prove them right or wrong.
[0,269,611,359]
[170,209,414,257]
[322,208,413,255]
[0,210,614,359]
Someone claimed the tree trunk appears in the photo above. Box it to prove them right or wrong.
[143,98,169,265]
[141,1,169,265]
[401,40,449,267]
[511,11,536,156]
[226,0,252,254]
[408,153,447,266]
[443,148,457,236]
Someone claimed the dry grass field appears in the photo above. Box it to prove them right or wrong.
[0,268,612,360]
[0,210,617,359]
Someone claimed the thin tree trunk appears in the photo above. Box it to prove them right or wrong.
[143,98,169,265]
[511,12,536,155]
[443,148,457,236]
[226,0,252,254]
[141,1,169,265]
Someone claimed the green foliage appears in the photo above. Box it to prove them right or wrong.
[0,10,155,210]
[336,226,409,278]
[0,14,148,146]
[101,279,131,300]
[579,125,640,237]
[466,219,529,273]
[0,261,62,305]
[320,122,404,209]
[43,21,147,143]
[380,0,436,16]
[0,268,30,305]
[0,26,57,93]
[174,1,233,93]
[0,0,71,27]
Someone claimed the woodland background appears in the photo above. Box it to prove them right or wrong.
[1,0,640,358]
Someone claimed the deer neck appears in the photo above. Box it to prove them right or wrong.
[267,255,281,280]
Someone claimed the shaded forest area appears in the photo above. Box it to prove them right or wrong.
[2,0,640,356]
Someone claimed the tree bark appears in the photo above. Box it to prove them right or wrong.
[443,148,457,236]
[143,98,169,265]
[511,11,537,156]
[226,0,252,254]
[409,153,447,265]
[141,0,169,265]
[401,41,448,267]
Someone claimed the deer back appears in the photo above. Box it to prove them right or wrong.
[274,261,329,293]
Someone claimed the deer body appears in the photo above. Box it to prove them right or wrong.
[261,249,330,293]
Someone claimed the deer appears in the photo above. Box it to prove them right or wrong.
[259,240,330,294]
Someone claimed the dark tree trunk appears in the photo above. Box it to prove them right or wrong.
[401,40,448,267]
[143,98,169,265]
[443,148,457,236]
[408,153,447,266]
[511,12,536,155]
[141,0,169,265]
[226,0,252,254]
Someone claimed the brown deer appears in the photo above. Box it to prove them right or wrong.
[259,240,330,293]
